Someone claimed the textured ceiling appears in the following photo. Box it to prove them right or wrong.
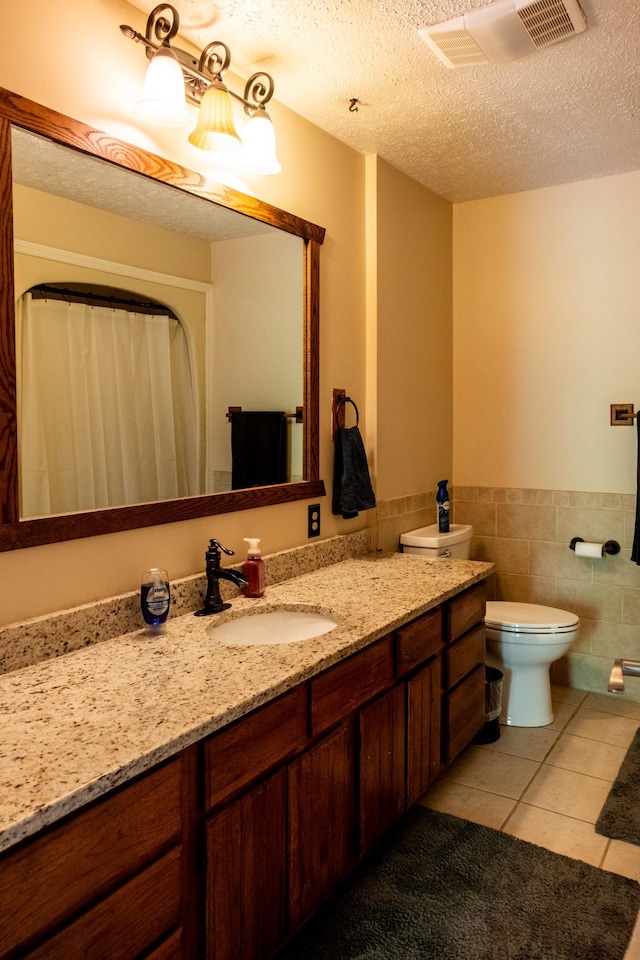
[12,129,276,241]
[127,0,640,202]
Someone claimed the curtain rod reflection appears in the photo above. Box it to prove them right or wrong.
[30,283,177,318]
[226,405,303,423]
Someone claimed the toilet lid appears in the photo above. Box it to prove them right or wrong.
[485,601,579,634]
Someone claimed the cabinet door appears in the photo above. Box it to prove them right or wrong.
[407,657,442,807]
[445,664,485,764]
[359,684,406,856]
[288,723,356,930]
[205,769,287,960]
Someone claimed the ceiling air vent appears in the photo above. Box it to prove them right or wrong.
[418,0,586,68]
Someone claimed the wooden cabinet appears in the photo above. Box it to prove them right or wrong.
[0,750,198,960]
[205,770,287,960]
[406,656,442,806]
[310,636,395,736]
[203,685,309,809]
[0,577,489,960]
[288,723,356,928]
[443,582,487,765]
[358,684,406,856]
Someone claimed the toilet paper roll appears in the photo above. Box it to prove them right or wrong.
[574,541,604,559]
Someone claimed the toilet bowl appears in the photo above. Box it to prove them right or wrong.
[485,601,579,727]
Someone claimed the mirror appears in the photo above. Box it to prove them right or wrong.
[0,87,325,551]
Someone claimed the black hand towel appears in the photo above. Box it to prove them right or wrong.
[632,416,640,564]
[231,411,288,490]
[332,425,376,519]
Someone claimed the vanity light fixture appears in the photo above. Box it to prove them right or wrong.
[121,3,281,172]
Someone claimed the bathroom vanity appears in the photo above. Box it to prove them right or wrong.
[0,554,492,959]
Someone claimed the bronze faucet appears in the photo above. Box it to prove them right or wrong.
[194,539,248,616]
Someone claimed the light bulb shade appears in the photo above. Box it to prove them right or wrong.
[136,45,191,127]
[239,110,281,174]
[188,80,242,152]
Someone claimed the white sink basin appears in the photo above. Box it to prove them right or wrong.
[209,610,338,647]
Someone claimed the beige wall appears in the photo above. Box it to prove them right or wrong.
[453,175,640,700]
[210,232,304,480]
[0,0,367,625]
[453,172,640,493]
[367,157,453,511]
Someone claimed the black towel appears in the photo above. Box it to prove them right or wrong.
[632,416,640,564]
[332,425,376,519]
[231,411,288,490]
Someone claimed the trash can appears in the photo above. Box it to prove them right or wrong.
[473,666,503,744]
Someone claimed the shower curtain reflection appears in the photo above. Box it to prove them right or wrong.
[18,292,199,517]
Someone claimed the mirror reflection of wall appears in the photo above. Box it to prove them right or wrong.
[211,231,304,491]
[11,127,305,520]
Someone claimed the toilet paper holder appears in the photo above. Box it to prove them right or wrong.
[569,537,620,555]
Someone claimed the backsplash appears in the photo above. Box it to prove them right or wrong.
[0,530,371,675]
[376,485,640,702]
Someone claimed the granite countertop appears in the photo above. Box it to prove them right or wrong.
[0,552,493,855]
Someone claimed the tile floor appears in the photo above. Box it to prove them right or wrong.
[420,685,640,959]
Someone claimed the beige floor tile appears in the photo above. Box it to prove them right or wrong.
[602,839,640,882]
[521,764,612,822]
[503,802,609,867]
[583,692,640,721]
[479,724,560,762]
[442,745,539,799]
[419,780,516,830]
[546,733,628,781]
[550,684,588,705]
[565,707,640,748]
[547,698,580,731]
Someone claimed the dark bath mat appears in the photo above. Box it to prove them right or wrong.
[597,727,640,846]
[278,806,640,960]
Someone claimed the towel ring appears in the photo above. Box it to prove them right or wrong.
[335,395,359,429]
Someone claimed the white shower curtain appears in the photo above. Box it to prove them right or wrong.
[18,294,199,517]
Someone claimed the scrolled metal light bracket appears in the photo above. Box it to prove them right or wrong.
[120,3,275,114]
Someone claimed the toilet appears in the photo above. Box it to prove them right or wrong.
[400,523,473,559]
[485,601,580,727]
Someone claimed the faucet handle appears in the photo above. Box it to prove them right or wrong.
[208,539,235,557]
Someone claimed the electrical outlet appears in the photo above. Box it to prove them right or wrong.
[308,503,321,538]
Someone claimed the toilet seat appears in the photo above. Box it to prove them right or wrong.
[485,601,579,635]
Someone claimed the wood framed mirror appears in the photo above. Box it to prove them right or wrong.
[0,87,325,552]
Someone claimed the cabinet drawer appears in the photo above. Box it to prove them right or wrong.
[204,685,308,810]
[445,664,485,764]
[24,847,182,960]
[447,582,487,643]
[396,608,442,676]
[0,756,184,957]
[446,623,486,690]
[311,637,394,736]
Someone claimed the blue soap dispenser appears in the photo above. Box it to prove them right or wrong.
[140,567,171,632]
[436,480,450,533]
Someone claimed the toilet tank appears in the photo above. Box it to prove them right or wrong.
[400,523,473,559]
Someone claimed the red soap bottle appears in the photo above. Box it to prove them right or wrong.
[242,538,265,598]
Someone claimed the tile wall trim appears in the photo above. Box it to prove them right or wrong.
[375,485,640,704]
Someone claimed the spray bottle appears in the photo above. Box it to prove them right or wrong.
[436,480,450,534]
[242,538,265,598]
